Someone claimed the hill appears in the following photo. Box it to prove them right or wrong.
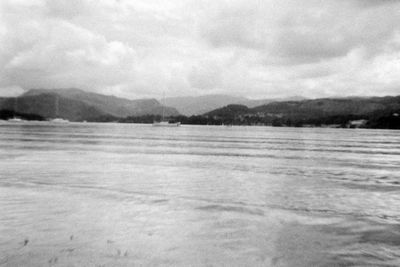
[205,104,249,118]
[242,96,306,108]
[163,95,248,116]
[203,96,400,128]
[163,94,306,115]
[0,93,111,121]
[24,88,179,118]
[251,97,400,118]
[0,88,179,121]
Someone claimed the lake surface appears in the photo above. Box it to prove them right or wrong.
[0,122,400,266]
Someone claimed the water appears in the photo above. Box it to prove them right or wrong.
[0,122,400,266]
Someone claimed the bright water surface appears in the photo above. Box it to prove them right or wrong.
[1,122,400,266]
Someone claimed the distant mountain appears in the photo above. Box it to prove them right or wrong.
[203,96,400,128]
[0,88,179,121]
[163,94,306,116]
[205,104,249,118]
[24,88,179,117]
[207,97,400,118]
[0,93,107,121]
[242,96,306,108]
[251,97,399,117]
[163,95,248,116]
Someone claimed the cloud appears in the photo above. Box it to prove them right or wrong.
[201,0,400,64]
[45,0,92,19]
[353,0,399,8]
[188,60,223,90]
[0,0,400,99]
[2,19,137,89]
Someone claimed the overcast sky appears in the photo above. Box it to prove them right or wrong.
[1,0,400,99]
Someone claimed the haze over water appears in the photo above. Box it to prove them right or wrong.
[1,122,400,266]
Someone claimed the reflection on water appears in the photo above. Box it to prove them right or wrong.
[0,122,400,266]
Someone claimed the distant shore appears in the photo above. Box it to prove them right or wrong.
[1,110,399,130]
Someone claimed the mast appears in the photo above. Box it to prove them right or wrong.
[55,95,59,118]
[162,91,165,121]
[14,97,18,114]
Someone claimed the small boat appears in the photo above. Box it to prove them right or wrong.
[153,121,181,127]
[50,96,69,123]
[8,98,23,122]
[50,118,69,123]
[153,92,180,127]
[8,117,23,122]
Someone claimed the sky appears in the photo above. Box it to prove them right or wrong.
[0,0,400,99]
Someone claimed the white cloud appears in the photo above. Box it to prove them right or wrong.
[0,0,399,99]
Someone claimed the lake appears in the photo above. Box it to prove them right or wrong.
[0,122,400,266]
